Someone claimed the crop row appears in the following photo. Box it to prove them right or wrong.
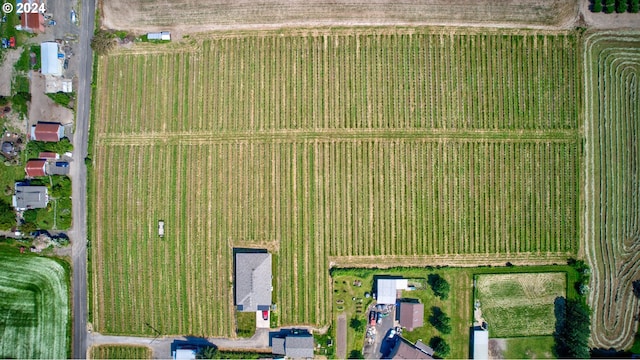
[96,31,580,136]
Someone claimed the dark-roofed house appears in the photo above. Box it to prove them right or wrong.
[30,122,65,142]
[271,333,314,359]
[12,184,48,211]
[390,337,433,360]
[25,159,46,177]
[235,252,272,312]
[399,301,424,331]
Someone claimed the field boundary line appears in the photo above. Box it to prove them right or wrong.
[97,128,580,146]
[329,253,573,268]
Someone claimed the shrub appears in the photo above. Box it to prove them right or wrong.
[0,200,16,230]
[350,317,365,332]
[616,0,628,12]
[554,298,590,359]
[91,30,116,55]
[630,0,639,12]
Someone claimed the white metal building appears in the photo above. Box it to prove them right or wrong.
[41,42,62,76]
[376,278,408,304]
[147,31,171,41]
[473,329,489,360]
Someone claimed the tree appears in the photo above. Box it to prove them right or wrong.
[605,0,616,12]
[630,0,640,13]
[350,317,365,333]
[348,350,364,359]
[593,0,603,11]
[429,336,451,358]
[429,307,452,334]
[428,274,450,300]
[616,0,628,12]
[0,200,16,230]
[91,30,117,55]
[20,221,37,234]
[632,280,640,299]
[554,298,590,359]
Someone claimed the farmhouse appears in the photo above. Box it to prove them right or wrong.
[12,184,48,211]
[30,122,65,142]
[272,332,314,358]
[398,301,424,331]
[473,328,489,360]
[389,337,433,359]
[25,159,46,177]
[235,252,272,312]
[19,0,45,33]
[376,278,408,304]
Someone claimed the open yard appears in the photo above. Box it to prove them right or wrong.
[101,0,578,33]
[89,345,151,359]
[0,249,70,358]
[91,28,582,337]
[475,272,566,337]
[584,31,640,350]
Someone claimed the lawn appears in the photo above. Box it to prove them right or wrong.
[236,311,256,338]
[475,272,566,337]
[89,345,151,359]
[502,336,555,359]
[0,247,70,358]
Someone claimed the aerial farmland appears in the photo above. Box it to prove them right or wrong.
[85,2,640,358]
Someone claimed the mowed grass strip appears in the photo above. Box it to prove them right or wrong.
[89,345,151,359]
[475,272,566,337]
[92,29,581,335]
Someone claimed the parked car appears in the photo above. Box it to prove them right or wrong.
[388,329,396,339]
[262,310,269,320]
[1,38,8,49]
[9,37,15,48]
[55,161,69,167]
[63,59,69,69]
[369,311,376,326]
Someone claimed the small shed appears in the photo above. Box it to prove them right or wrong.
[147,31,171,41]
[158,220,165,237]
[25,159,46,177]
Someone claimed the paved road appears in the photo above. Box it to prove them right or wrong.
[71,0,95,357]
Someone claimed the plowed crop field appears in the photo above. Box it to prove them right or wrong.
[91,28,582,336]
[584,31,640,350]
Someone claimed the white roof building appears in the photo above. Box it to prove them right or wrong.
[41,42,62,76]
[473,329,489,360]
[173,349,196,360]
[376,278,408,304]
[147,31,171,41]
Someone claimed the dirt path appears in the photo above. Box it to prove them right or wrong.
[28,72,74,126]
[337,314,347,359]
[0,49,21,97]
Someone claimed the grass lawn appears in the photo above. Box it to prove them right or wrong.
[89,345,151,359]
[475,273,566,337]
[236,311,256,338]
[332,265,578,359]
[0,246,70,358]
[501,336,555,359]
[0,164,24,203]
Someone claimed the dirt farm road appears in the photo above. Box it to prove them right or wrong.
[70,0,95,356]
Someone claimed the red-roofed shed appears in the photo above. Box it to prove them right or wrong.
[30,123,65,142]
[20,10,45,33]
[25,159,46,177]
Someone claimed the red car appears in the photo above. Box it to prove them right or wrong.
[9,37,15,48]
[262,310,269,320]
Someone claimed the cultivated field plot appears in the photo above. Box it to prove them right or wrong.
[89,345,151,359]
[0,252,69,359]
[102,0,578,33]
[584,31,640,350]
[91,28,582,336]
[475,273,566,337]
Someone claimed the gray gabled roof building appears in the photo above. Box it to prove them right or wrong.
[235,252,272,312]
[12,184,48,211]
[272,333,314,359]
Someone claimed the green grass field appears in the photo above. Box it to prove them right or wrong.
[475,272,566,337]
[584,31,640,350]
[502,336,555,359]
[91,28,582,337]
[0,249,70,358]
[89,345,151,359]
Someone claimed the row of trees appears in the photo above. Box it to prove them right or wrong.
[592,0,640,13]
[427,273,451,357]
